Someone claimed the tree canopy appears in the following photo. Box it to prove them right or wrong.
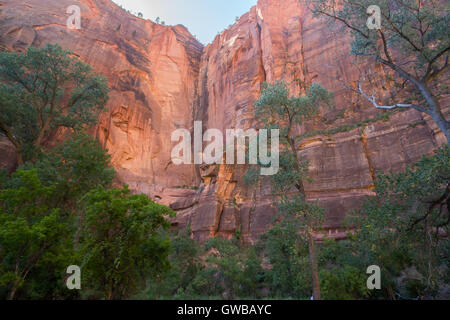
[79,185,175,300]
[245,81,333,300]
[0,44,109,164]
[309,0,449,143]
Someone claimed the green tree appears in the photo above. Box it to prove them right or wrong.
[28,134,115,207]
[309,0,449,143]
[144,227,203,299]
[317,238,373,300]
[242,246,265,298]
[150,234,266,300]
[0,43,109,164]
[246,81,333,299]
[0,170,74,300]
[261,218,312,299]
[348,146,449,298]
[79,185,175,300]
[27,134,116,249]
[0,134,115,300]
[203,237,250,299]
[319,265,370,300]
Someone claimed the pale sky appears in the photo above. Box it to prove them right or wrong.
[112,0,257,45]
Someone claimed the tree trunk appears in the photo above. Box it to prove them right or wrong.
[107,288,112,300]
[74,210,85,249]
[16,148,23,166]
[287,133,322,300]
[410,79,449,145]
[308,231,321,300]
[387,285,396,300]
[8,285,18,300]
[376,57,449,145]
[429,109,450,145]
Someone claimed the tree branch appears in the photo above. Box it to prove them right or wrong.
[424,46,450,80]
[357,82,427,113]
[313,8,369,39]
[409,184,450,231]
[378,29,393,64]
[34,82,58,147]
[0,117,20,149]
[425,53,449,83]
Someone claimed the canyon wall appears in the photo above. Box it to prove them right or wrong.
[0,0,445,242]
[0,0,203,193]
[181,0,444,242]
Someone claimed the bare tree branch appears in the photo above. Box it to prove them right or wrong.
[425,53,449,83]
[357,82,427,113]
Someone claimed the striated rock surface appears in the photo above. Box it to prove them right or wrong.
[173,0,444,242]
[0,0,203,196]
[0,0,445,242]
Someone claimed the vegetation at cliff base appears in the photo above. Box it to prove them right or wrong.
[79,185,175,300]
[0,45,175,300]
[138,146,448,300]
[0,0,448,299]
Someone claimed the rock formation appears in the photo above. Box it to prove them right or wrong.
[0,0,445,242]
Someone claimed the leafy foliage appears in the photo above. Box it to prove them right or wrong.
[0,43,176,301]
[25,133,115,206]
[310,0,449,74]
[1,37,448,300]
[144,228,203,299]
[79,185,175,300]
[248,81,332,299]
[261,219,312,299]
[309,0,449,142]
[346,146,450,299]
[0,170,74,300]
[320,265,370,300]
[143,233,266,300]
[0,44,109,163]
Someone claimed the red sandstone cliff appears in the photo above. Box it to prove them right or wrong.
[0,0,445,242]
[0,0,203,193]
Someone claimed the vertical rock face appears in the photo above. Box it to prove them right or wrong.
[0,0,445,242]
[181,0,443,242]
[0,0,203,197]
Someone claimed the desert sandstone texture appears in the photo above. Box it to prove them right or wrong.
[0,0,446,242]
